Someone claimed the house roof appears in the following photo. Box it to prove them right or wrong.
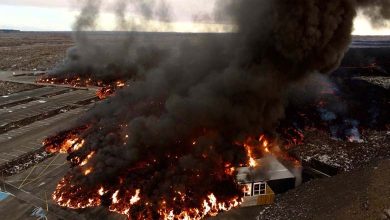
[236,156,295,183]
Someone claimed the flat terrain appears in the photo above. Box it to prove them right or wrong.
[0,32,72,71]
[0,32,389,220]
[0,81,39,96]
[0,70,100,219]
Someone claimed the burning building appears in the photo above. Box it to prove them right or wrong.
[39,0,390,219]
[237,156,296,207]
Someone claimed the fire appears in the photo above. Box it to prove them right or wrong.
[240,135,272,167]
[159,194,241,220]
[37,76,126,100]
[73,139,85,151]
[84,168,92,176]
[45,136,84,154]
[52,177,102,209]
[130,189,141,204]
[112,190,120,204]
[44,127,299,219]
[98,187,105,196]
[224,164,236,176]
[80,151,95,166]
[43,125,89,154]
[96,80,126,99]
[116,81,126,87]
[37,76,103,88]
[45,131,245,219]
[249,157,257,167]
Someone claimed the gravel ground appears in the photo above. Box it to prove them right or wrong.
[354,76,390,89]
[256,159,390,220]
[292,129,390,171]
[213,158,390,220]
[0,81,40,96]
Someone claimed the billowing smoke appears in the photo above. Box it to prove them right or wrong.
[50,0,172,82]
[357,0,390,27]
[45,0,390,218]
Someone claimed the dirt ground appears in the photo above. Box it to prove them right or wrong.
[0,32,73,71]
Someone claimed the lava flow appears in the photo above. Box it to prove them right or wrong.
[37,76,126,99]
[96,81,126,100]
[43,127,293,219]
[37,76,104,87]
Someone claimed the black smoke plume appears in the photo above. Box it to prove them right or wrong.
[45,0,390,218]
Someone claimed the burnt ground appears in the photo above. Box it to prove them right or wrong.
[0,32,389,220]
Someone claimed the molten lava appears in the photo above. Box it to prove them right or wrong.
[37,76,103,87]
[44,125,89,154]
[43,128,298,219]
[37,76,126,99]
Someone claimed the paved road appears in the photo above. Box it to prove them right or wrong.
[0,78,98,165]
[0,86,69,107]
[0,154,81,220]
[0,72,123,219]
[0,154,125,220]
[0,107,90,163]
[0,89,95,127]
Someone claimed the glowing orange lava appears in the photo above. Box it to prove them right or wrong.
[44,129,299,219]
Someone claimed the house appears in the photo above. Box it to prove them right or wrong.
[236,156,296,207]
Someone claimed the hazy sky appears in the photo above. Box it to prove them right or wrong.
[0,0,389,34]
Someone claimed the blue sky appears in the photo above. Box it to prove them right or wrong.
[0,0,389,34]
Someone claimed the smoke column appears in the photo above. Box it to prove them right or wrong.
[46,0,390,218]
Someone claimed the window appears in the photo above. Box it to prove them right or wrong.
[243,183,252,197]
[253,182,266,195]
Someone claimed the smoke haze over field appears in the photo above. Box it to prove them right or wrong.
[47,0,390,218]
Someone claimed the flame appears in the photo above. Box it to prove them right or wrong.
[37,76,126,99]
[45,128,300,219]
[45,136,84,154]
[73,139,85,151]
[159,193,241,220]
[52,178,102,209]
[80,151,95,166]
[112,190,120,204]
[98,187,105,196]
[84,168,92,176]
[116,81,126,87]
[43,126,89,154]
[130,189,141,204]
[96,81,125,99]
[249,157,257,167]
[240,135,272,167]
[37,76,105,88]
[96,87,113,100]
[224,164,236,176]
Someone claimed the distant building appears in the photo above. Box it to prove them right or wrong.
[236,157,296,207]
